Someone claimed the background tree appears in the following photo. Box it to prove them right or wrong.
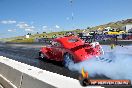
[87,27,90,29]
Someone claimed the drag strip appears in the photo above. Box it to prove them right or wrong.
[0,43,108,80]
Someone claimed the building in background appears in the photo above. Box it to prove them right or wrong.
[122,24,132,32]
[26,34,30,38]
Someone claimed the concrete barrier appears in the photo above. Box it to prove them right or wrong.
[0,62,22,88]
[0,74,17,88]
[0,84,4,88]
[0,56,104,88]
[21,73,55,88]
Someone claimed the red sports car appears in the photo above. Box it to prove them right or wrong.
[39,35,104,67]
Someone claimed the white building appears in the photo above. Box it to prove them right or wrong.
[26,35,30,38]
[122,24,132,32]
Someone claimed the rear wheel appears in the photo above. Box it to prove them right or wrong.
[63,53,74,68]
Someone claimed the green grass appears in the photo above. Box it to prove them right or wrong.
[10,38,34,43]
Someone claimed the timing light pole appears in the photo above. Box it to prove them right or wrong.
[70,0,74,30]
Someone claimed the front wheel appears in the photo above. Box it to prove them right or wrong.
[39,52,47,60]
[63,53,74,68]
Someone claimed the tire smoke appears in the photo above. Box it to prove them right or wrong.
[68,45,132,82]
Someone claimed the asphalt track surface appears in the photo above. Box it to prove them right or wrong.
[0,43,109,80]
[0,43,132,88]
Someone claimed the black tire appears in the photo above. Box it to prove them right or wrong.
[39,52,47,60]
[79,78,91,86]
[63,53,74,68]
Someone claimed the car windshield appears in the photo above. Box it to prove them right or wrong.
[68,38,79,42]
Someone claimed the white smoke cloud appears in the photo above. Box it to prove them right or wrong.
[67,45,132,82]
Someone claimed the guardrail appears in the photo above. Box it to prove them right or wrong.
[0,56,104,88]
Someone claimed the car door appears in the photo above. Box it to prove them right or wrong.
[51,41,63,61]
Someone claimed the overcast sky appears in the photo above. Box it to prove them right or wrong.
[0,0,132,38]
